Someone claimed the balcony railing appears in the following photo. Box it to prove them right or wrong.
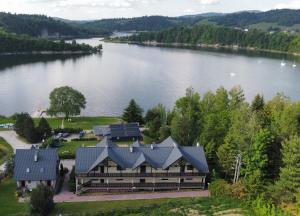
[80,182,204,189]
[77,172,204,178]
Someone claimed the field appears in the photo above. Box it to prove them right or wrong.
[0,116,122,130]
[0,137,13,165]
[58,140,98,158]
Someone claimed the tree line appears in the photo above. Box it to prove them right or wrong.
[123,86,300,214]
[0,29,101,53]
[125,24,300,53]
[0,12,108,37]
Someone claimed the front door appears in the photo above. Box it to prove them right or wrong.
[21,181,25,187]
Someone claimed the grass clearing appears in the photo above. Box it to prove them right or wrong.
[0,178,28,215]
[0,137,13,165]
[0,116,121,130]
[34,116,121,130]
[58,140,98,158]
[54,197,248,215]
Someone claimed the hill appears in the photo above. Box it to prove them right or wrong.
[0,29,101,53]
[123,24,300,54]
[0,12,109,38]
[79,15,203,32]
[206,9,300,32]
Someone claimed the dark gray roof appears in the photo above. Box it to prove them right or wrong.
[110,123,141,139]
[76,137,209,174]
[14,149,59,181]
[93,125,111,136]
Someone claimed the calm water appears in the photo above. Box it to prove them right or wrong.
[0,38,300,116]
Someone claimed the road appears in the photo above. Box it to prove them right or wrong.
[0,131,40,171]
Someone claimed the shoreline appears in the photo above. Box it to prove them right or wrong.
[105,39,300,57]
[0,50,100,56]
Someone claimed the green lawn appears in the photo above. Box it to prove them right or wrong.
[55,197,247,215]
[0,179,28,215]
[0,116,121,130]
[34,116,121,130]
[58,141,98,158]
[0,137,13,165]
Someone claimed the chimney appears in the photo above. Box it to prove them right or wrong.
[150,144,154,150]
[130,146,133,153]
[197,142,200,147]
[34,150,38,162]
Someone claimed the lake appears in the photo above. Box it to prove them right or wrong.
[0,37,300,116]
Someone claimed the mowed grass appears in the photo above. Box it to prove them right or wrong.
[33,116,121,130]
[0,137,13,165]
[58,141,98,158]
[55,197,247,215]
[0,116,121,130]
[0,179,28,215]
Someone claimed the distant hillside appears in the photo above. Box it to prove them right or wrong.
[123,25,300,54]
[207,9,300,32]
[0,13,108,38]
[0,29,100,53]
[79,16,204,32]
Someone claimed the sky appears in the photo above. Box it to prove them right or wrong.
[0,0,300,20]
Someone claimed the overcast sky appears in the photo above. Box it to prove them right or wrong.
[0,0,300,20]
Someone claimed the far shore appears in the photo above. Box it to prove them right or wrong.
[0,50,100,56]
[105,39,300,57]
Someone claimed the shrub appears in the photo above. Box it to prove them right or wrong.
[71,137,97,141]
[249,196,289,216]
[68,166,76,193]
[209,179,232,197]
[59,151,75,159]
[54,128,82,134]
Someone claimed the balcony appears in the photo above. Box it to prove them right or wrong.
[77,172,205,178]
[79,182,205,190]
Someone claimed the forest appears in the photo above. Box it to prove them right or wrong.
[0,12,108,38]
[125,24,300,53]
[210,9,300,28]
[141,86,300,214]
[0,29,100,53]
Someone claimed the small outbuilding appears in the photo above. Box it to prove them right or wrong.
[13,148,60,191]
[93,123,142,141]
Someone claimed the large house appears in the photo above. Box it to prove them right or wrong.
[93,123,142,141]
[75,137,209,194]
[13,148,60,191]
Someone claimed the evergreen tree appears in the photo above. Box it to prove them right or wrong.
[14,113,31,137]
[30,184,54,216]
[122,99,144,124]
[37,117,52,140]
[274,136,300,203]
[251,94,265,113]
[23,117,38,143]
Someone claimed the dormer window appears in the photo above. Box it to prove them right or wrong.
[26,168,30,173]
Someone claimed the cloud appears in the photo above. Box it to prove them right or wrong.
[275,1,300,9]
[196,0,220,5]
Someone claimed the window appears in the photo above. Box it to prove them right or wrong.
[162,178,169,181]
[187,165,194,170]
[100,179,104,183]
[165,167,169,171]
[117,165,123,171]
[140,179,145,183]
[186,178,193,181]
[47,181,51,186]
[116,179,124,181]
[100,166,105,173]
[28,180,31,183]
